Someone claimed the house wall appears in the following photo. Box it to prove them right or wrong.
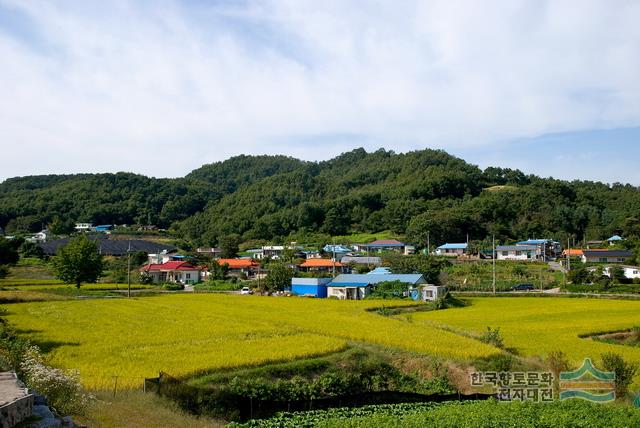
[327,286,370,300]
[582,256,631,263]
[435,248,465,256]
[497,251,532,261]
[291,284,327,298]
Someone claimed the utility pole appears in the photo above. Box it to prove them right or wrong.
[567,238,571,272]
[127,240,132,298]
[332,238,336,278]
[492,234,496,294]
[427,232,430,256]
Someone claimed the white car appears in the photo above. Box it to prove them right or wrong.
[240,287,253,295]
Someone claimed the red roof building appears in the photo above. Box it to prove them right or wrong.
[139,261,201,284]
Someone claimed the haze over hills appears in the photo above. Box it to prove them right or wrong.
[1,148,639,247]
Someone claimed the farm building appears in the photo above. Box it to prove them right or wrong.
[327,273,427,300]
[354,239,414,255]
[340,256,382,267]
[410,285,448,302]
[434,243,468,257]
[298,258,348,274]
[40,236,175,256]
[322,244,352,260]
[496,245,537,261]
[290,278,332,298]
[561,249,583,257]
[196,247,222,257]
[140,261,201,285]
[74,222,93,232]
[581,250,633,264]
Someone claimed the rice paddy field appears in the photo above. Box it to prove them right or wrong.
[0,294,497,389]
[415,297,640,369]
[4,294,640,392]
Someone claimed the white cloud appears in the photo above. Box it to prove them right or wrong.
[0,0,639,180]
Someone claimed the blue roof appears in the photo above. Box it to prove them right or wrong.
[323,244,351,253]
[437,243,467,250]
[607,235,623,241]
[517,239,551,245]
[329,273,426,286]
[367,267,392,275]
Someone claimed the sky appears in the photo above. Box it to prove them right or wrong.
[0,0,639,184]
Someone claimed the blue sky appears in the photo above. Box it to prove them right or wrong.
[0,1,639,184]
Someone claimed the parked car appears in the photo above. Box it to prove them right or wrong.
[240,287,253,295]
[511,283,535,291]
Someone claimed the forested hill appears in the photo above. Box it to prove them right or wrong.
[1,148,639,247]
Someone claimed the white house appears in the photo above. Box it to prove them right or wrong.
[601,265,640,280]
[581,250,633,264]
[139,261,201,285]
[607,235,624,246]
[496,245,537,261]
[434,243,468,257]
[74,222,93,232]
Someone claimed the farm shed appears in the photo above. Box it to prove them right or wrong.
[290,277,332,298]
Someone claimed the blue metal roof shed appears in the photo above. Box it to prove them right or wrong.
[329,273,426,286]
[436,243,468,250]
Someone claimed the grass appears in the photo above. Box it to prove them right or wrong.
[330,230,399,244]
[1,294,497,389]
[414,297,640,383]
[74,390,223,428]
[444,261,563,291]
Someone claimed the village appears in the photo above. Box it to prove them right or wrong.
[9,221,637,303]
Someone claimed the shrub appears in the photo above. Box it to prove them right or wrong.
[0,265,8,279]
[20,346,93,415]
[162,283,185,291]
[479,326,504,349]
[473,353,515,372]
[600,352,638,399]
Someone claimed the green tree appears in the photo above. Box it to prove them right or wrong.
[382,254,449,284]
[52,236,104,288]
[219,234,242,258]
[0,239,19,265]
[263,262,294,294]
[600,352,638,398]
[18,241,44,259]
[368,280,408,299]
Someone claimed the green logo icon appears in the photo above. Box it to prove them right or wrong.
[559,358,615,402]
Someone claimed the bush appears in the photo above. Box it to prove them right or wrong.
[600,352,638,398]
[20,346,93,415]
[0,265,8,279]
[473,353,515,372]
[479,326,504,349]
[162,283,185,291]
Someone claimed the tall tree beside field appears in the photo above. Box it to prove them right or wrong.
[263,262,294,294]
[52,235,104,288]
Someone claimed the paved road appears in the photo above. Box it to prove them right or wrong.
[547,261,567,274]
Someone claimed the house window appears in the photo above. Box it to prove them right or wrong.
[617,258,624,262]
[502,251,508,256]
[515,251,522,256]
[186,273,191,279]
[599,258,607,262]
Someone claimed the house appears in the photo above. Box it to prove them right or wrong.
[434,243,468,257]
[607,235,624,246]
[340,256,382,267]
[217,258,260,278]
[600,265,640,280]
[298,258,347,274]
[367,267,392,275]
[496,245,538,261]
[355,239,410,254]
[322,244,352,260]
[581,250,633,264]
[561,249,584,257]
[290,278,332,298]
[74,222,93,232]
[326,273,427,300]
[410,285,448,302]
[516,239,561,260]
[26,229,50,243]
[140,261,201,284]
[95,224,114,233]
[196,247,223,258]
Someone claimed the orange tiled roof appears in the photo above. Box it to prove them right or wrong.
[300,259,343,268]
[561,249,583,256]
[217,258,259,269]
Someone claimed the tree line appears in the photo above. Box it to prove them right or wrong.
[1,148,640,251]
